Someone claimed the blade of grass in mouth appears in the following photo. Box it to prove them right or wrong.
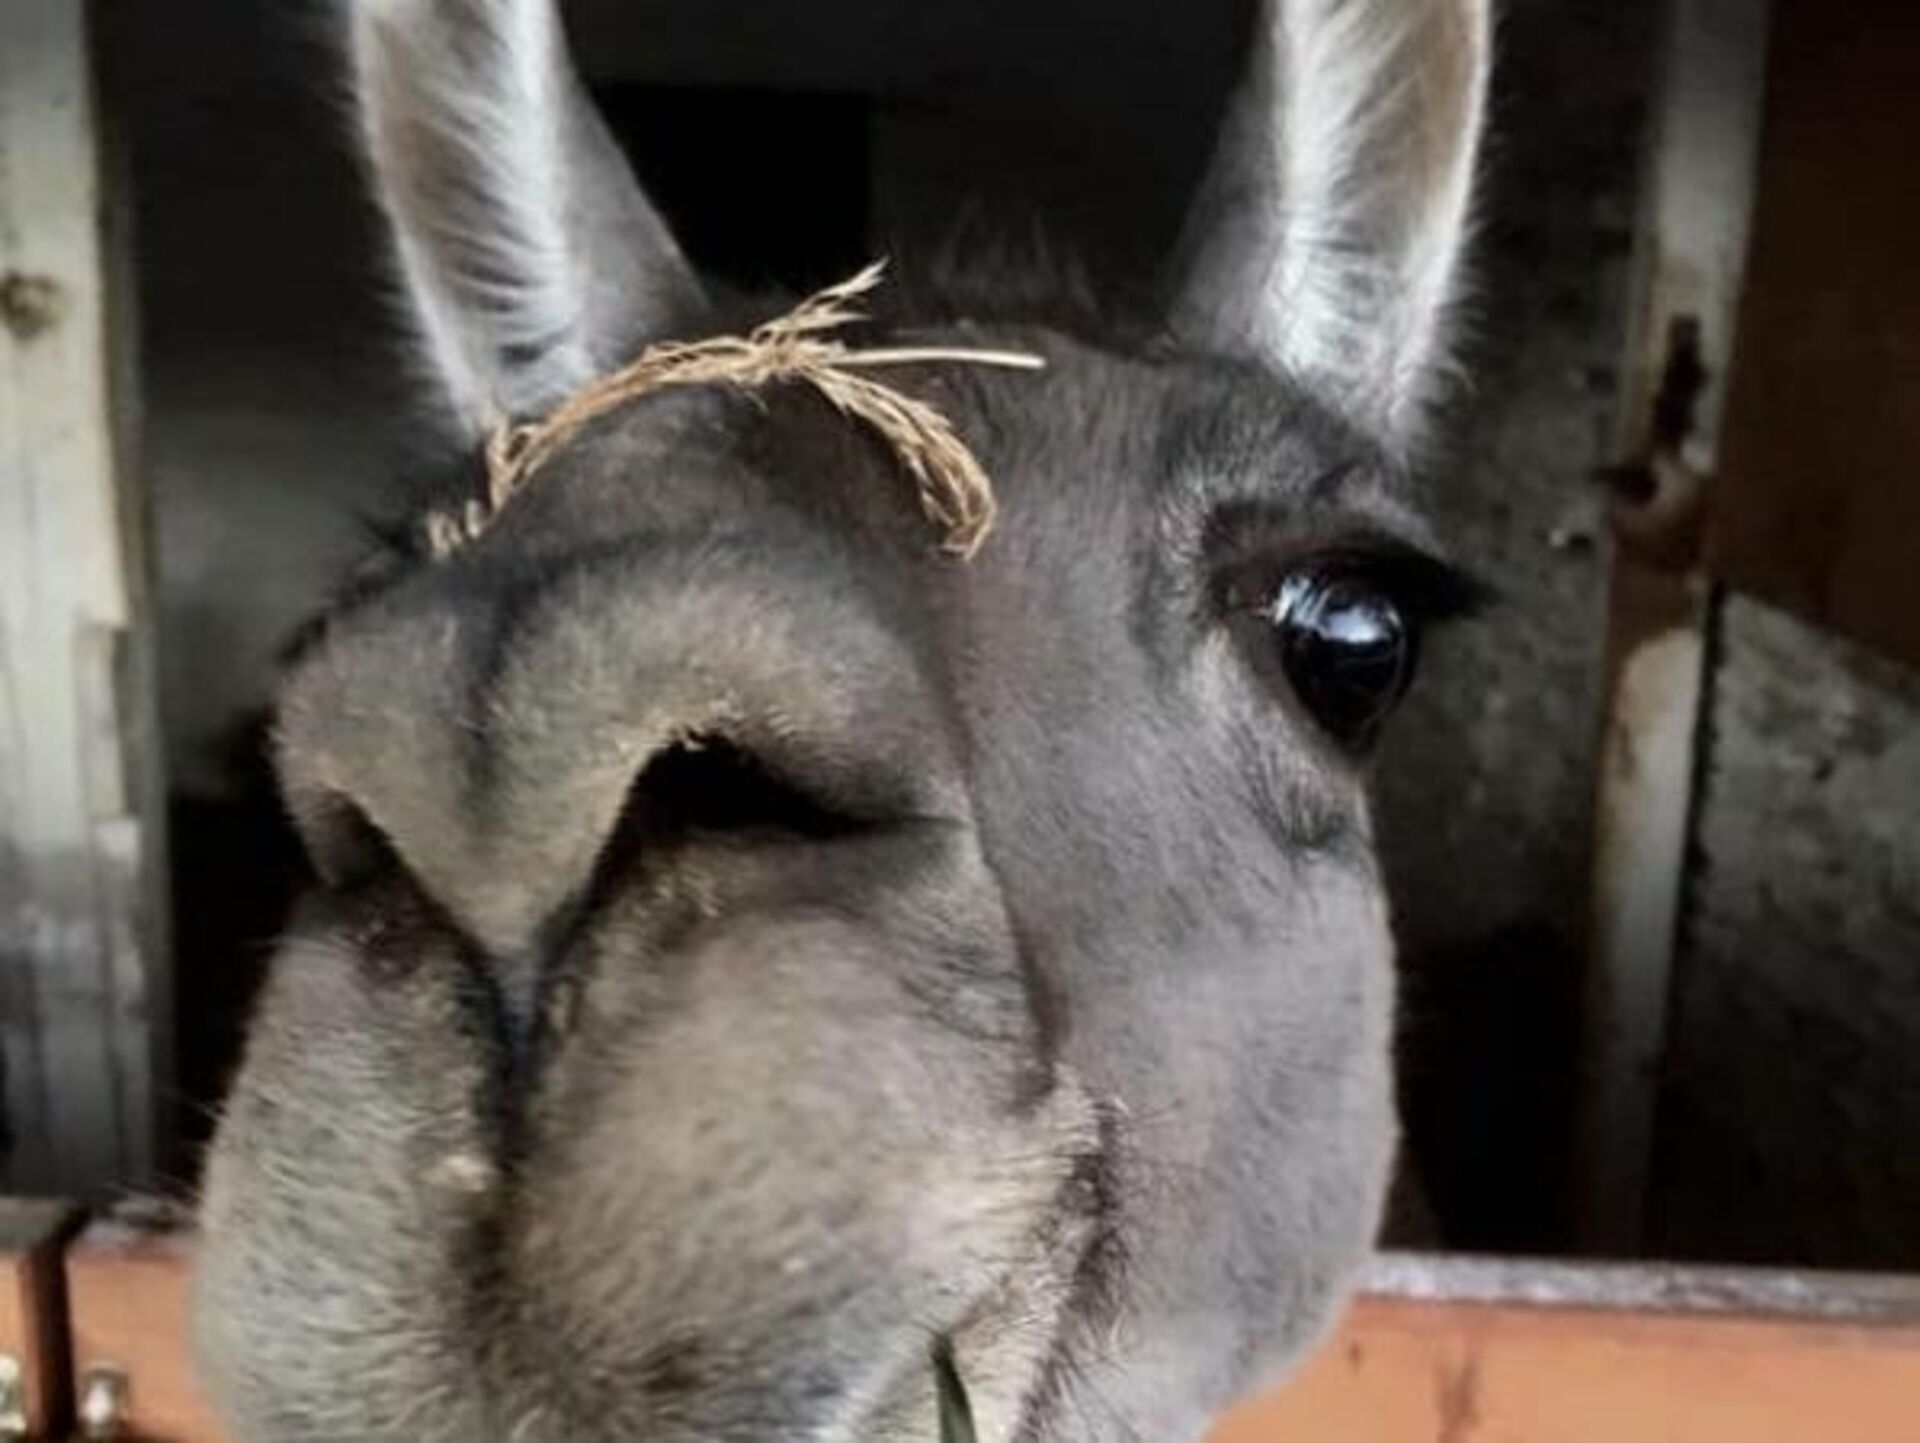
[934,1336,977,1443]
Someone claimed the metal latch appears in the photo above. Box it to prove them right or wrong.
[0,1354,25,1440]
[78,1363,131,1439]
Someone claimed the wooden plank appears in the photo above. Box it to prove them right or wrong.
[0,1199,79,1439]
[65,1212,223,1443]
[0,0,170,1195]
[50,1237,1920,1442]
[1707,0,1920,670]
[1219,1286,1920,1442]
[1573,0,1771,1253]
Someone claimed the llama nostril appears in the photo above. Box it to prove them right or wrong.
[274,567,959,962]
[295,793,402,891]
[567,734,872,912]
[614,735,871,846]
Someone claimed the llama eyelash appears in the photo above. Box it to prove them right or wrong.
[1206,504,1487,631]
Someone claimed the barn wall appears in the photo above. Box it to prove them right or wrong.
[1643,0,1920,1266]
[1650,602,1920,1267]
[106,5,400,802]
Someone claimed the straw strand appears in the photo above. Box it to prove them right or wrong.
[423,261,1042,561]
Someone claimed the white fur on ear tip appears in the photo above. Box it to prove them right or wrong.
[1175,0,1492,449]
[348,0,697,438]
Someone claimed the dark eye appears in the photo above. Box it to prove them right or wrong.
[1268,569,1416,745]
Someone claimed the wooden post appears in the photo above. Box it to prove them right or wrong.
[1573,0,1771,1251]
[66,1213,223,1443]
[0,0,169,1196]
[0,1199,79,1439]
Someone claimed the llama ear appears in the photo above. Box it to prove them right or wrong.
[1173,0,1491,448]
[348,0,700,437]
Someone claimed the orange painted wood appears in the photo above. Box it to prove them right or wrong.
[50,1235,1920,1443]
[65,1216,227,1443]
[0,1199,79,1438]
[1214,1287,1920,1442]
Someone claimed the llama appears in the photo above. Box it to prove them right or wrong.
[195,1,1489,1438]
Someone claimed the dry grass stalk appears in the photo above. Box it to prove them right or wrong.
[424,261,1044,561]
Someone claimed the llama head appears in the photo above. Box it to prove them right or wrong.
[196,3,1490,1439]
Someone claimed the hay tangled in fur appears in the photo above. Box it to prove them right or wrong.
[423,261,1043,562]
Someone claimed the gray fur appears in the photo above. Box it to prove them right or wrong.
[1175,0,1491,448]
[348,0,701,431]
[196,3,1490,1440]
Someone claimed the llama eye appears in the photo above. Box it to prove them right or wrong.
[1267,569,1416,745]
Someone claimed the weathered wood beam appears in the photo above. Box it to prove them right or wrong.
[0,0,169,1196]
